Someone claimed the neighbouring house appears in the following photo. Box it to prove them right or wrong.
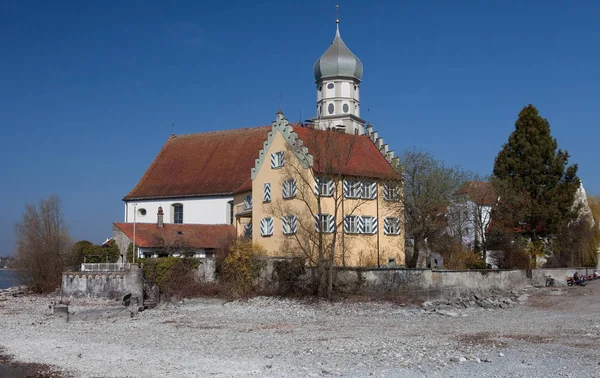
[447,181,497,251]
[113,215,235,259]
[115,21,405,266]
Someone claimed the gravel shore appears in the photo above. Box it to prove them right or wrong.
[1,282,599,377]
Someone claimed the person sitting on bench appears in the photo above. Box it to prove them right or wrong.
[573,272,585,286]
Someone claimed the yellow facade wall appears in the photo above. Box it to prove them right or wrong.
[250,129,405,267]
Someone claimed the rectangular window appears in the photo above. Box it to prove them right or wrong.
[344,215,360,234]
[362,216,377,234]
[363,182,377,200]
[243,195,253,210]
[260,217,274,237]
[383,183,400,201]
[384,217,401,235]
[263,183,271,202]
[270,151,285,169]
[315,214,334,233]
[244,223,252,238]
[315,177,334,197]
[282,215,297,235]
[173,204,183,224]
[282,178,297,199]
[343,179,362,198]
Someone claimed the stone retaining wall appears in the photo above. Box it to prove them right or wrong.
[62,265,143,299]
[332,268,529,300]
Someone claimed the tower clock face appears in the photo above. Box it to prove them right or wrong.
[327,83,334,89]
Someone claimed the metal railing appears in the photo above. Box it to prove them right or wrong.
[80,263,134,272]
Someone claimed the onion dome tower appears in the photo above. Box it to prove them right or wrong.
[313,10,365,135]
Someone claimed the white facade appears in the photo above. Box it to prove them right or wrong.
[447,200,492,249]
[314,78,364,135]
[124,197,234,225]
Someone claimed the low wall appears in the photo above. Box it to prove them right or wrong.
[333,268,529,300]
[532,267,596,286]
[62,265,143,299]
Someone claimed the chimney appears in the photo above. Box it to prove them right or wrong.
[157,206,164,228]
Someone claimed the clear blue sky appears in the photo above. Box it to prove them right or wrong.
[1,0,598,254]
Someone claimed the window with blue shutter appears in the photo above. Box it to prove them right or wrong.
[270,151,285,169]
[383,183,400,201]
[315,214,335,233]
[362,216,377,234]
[260,217,274,237]
[282,215,298,235]
[343,179,362,198]
[243,223,252,238]
[315,177,334,197]
[344,215,359,234]
[384,217,401,235]
[243,195,252,210]
[363,182,377,200]
[263,183,271,202]
[282,178,297,199]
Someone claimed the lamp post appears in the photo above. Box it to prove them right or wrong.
[133,203,137,264]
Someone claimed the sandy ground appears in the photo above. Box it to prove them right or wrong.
[1,282,600,378]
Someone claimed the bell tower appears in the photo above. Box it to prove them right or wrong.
[312,9,365,134]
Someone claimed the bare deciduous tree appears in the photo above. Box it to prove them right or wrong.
[389,148,470,268]
[14,194,73,293]
[266,127,372,298]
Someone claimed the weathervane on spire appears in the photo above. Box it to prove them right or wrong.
[336,4,340,27]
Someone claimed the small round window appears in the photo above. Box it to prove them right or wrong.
[343,104,349,113]
[328,103,334,115]
[327,83,334,89]
[138,208,147,216]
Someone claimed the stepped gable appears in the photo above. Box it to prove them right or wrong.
[113,223,235,249]
[124,126,271,200]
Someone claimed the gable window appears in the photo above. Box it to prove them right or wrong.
[315,214,334,234]
[260,217,274,237]
[172,204,183,224]
[282,178,297,199]
[344,215,360,234]
[384,217,401,235]
[362,216,377,234]
[282,215,298,235]
[383,183,400,201]
[243,195,253,210]
[263,183,271,202]
[271,151,285,169]
[315,177,334,197]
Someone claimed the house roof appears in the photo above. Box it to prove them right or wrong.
[456,181,496,206]
[294,127,400,180]
[113,223,235,249]
[124,122,400,201]
[124,126,271,200]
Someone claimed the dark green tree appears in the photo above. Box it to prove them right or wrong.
[492,105,580,252]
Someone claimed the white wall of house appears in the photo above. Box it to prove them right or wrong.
[124,197,233,225]
[447,200,492,248]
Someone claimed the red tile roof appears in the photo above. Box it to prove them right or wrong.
[456,181,497,206]
[294,127,400,180]
[124,123,400,200]
[113,223,235,249]
[124,126,271,200]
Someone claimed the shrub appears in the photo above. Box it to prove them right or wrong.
[219,240,266,295]
[272,257,305,295]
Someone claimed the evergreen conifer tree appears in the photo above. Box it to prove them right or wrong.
[492,105,579,242]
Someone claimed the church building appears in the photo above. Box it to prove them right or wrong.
[113,20,405,267]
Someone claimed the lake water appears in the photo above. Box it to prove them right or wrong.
[0,269,18,289]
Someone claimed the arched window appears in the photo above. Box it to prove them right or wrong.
[172,204,183,224]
